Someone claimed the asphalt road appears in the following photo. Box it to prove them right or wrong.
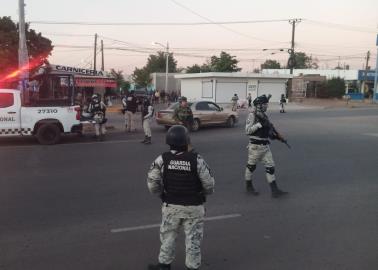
[0,107,377,270]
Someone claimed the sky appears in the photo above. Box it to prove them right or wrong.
[1,0,378,75]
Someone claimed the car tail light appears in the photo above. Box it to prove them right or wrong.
[74,107,81,120]
[157,112,162,118]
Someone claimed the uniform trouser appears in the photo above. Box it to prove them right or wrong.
[232,101,237,111]
[159,204,205,270]
[245,143,276,183]
[143,118,151,137]
[94,123,106,136]
[280,103,285,111]
[93,115,106,136]
[125,111,136,131]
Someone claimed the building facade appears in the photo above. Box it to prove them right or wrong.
[175,72,291,103]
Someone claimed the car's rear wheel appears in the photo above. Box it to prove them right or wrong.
[227,116,236,128]
[164,125,170,130]
[36,124,61,145]
[191,119,200,132]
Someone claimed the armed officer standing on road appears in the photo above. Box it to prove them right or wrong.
[245,94,288,198]
[140,97,154,144]
[88,94,107,141]
[173,96,194,131]
[125,90,138,132]
[147,125,215,270]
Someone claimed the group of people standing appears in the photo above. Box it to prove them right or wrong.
[122,91,154,144]
[147,93,289,270]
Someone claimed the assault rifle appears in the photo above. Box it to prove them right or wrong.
[255,112,291,149]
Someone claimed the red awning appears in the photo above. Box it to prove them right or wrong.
[75,77,116,88]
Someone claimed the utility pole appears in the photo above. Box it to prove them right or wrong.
[18,0,29,96]
[361,51,370,94]
[373,35,378,103]
[93,33,98,72]
[288,19,301,74]
[101,40,104,71]
[287,18,301,99]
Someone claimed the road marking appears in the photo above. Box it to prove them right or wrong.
[110,213,242,234]
[0,138,142,150]
[363,133,378,137]
[60,139,141,146]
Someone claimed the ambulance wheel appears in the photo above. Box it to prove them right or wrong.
[36,124,61,145]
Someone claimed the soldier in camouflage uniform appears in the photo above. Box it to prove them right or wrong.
[245,94,288,198]
[147,125,215,270]
[173,96,194,131]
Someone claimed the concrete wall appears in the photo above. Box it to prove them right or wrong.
[180,77,287,103]
[151,73,181,93]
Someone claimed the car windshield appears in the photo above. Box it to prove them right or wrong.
[167,102,193,110]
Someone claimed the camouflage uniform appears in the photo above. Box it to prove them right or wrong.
[231,95,239,111]
[173,106,194,130]
[147,152,215,270]
[245,110,275,183]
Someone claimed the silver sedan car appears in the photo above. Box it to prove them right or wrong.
[155,100,239,131]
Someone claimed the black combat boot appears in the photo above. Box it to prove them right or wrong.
[145,137,152,144]
[148,263,171,270]
[140,135,148,143]
[246,181,259,195]
[269,181,288,198]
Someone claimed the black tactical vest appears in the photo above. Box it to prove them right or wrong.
[91,102,103,114]
[162,151,204,206]
[251,112,270,139]
[142,104,149,117]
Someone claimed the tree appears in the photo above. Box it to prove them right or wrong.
[293,52,318,69]
[132,67,151,87]
[132,51,178,87]
[110,69,130,94]
[0,16,53,84]
[317,78,345,98]
[186,64,202,73]
[209,51,241,72]
[261,59,281,69]
[145,51,177,73]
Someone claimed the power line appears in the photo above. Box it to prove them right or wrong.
[169,0,290,43]
[305,20,378,33]
[28,19,295,26]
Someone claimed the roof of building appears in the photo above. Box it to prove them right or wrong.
[175,72,292,79]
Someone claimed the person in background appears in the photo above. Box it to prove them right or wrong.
[125,91,138,132]
[231,93,239,111]
[280,94,287,113]
[140,97,154,144]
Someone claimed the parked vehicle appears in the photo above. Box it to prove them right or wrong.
[0,88,81,144]
[155,100,238,131]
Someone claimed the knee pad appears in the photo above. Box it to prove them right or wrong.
[265,167,275,175]
[246,164,256,172]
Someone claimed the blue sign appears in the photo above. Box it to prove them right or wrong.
[358,70,377,81]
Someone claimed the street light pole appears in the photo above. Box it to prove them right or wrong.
[165,42,169,94]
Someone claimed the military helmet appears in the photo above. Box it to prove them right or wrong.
[166,125,190,147]
[180,96,187,102]
[253,94,271,106]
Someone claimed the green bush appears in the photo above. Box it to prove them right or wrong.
[316,78,345,98]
